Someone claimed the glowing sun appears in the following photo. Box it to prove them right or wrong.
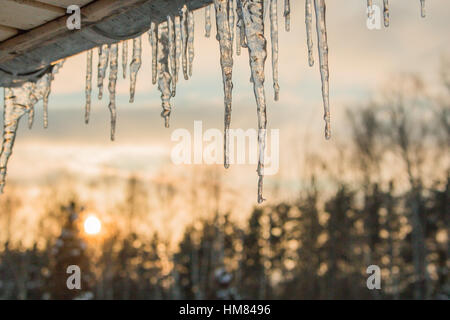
[84,215,102,235]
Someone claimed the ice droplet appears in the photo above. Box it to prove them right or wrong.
[129,37,142,103]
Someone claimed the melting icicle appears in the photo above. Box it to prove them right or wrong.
[122,40,128,79]
[85,49,93,124]
[305,0,315,67]
[0,88,30,193]
[187,10,195,77]
[270,0,280,101]
[175,16,182,84]
[214,0,234,169]
[108,43,118,141]
[420,0,426,18]
[284,0,290,32]
[41,61,63,129]
[149,22,158,85]
[97,44,110,100]
[129,37,142,103]
[157,22,173,128]
[167,15,177,97]
[28,105,34,129]
[239,0,268,204]
[205,5,212,38]
[314,0,331,140]
[383,0,390,28]
[181,5,189,80]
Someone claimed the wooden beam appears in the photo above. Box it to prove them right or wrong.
[5,0,66,14]
[0,24,21,34]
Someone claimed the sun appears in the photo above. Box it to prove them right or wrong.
[84,215,102,235]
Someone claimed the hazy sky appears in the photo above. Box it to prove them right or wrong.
[1,0,450,206]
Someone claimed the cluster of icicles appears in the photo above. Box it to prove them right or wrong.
[0,0,427,202]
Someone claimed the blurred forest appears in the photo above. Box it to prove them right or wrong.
[0,69,449,300]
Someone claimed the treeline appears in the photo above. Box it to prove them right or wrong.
[0,71,449,300]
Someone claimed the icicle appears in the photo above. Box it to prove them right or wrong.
[181,5,189,80]
[149,22,158,85]
[129,37,142,103]
[229,0,235,55]
[239,0,268,204]
[85,49,93,124]
[214,0,234,169]
[122,40,128,79]
[41,61,63,129]
[97,44,110,100]
[167,15,177,97]
[187,10,195,77]
[1,85,34,193]
[420,0,426,18]
[205,5,212,38]
[270,0,280,101]
[314,0,331,140]
[157,22,173,128]
[28,105,34,129]
[284,0,290,32]
[305,0,315,67]
[108,43,118,141]
[383,0,390,28]
[175,16,182,83]
[367,0,373,18]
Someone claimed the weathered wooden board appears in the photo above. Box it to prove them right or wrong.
[0,0,65,30]
[0,25,19,42]
[36,0,95,8]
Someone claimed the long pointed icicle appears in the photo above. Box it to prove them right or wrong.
[420,0,426,18]
[383,0,390,27]
[108,44,118,141]
[187,10,195,77]
[41,61,63,129]
[1,86,33,193]
[205,5,212,38]
[157,22,173,128]
[97,44,110,100]
[122,40,128,79]
[284,0,290,32]
[85,49,93,124]
[175,16,182,83]
[129,37,142,103]
[167,15,177,97]
[214,0,234,169]
[28,105,34,129]
[314,0,331,140]
[305,0,315,67]
[149,22,158,85]
[270,0,280,101]
[239,0,268,204]
[181,5,189,80]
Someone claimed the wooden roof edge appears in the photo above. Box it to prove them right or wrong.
[0,0,212,87]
